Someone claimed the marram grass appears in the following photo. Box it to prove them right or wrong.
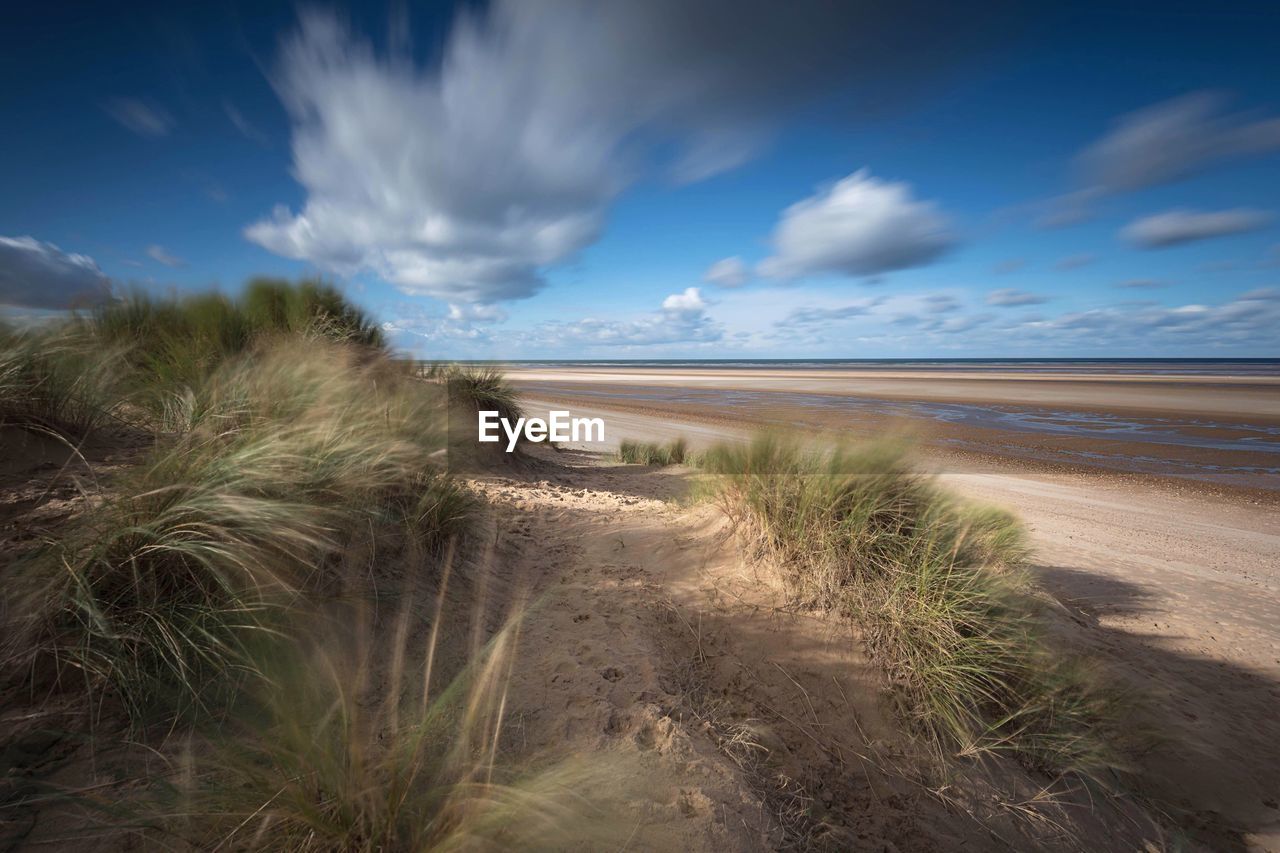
[699,432,1133,782]
[617,437,688,466]
[2,314,468,725]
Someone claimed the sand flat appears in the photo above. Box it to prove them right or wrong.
[509,367,1280,420]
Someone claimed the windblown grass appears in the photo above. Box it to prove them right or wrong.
[0,323,128,439]
[1,289,471,726]
[700,432,1130,781]
[617,437,688,466]
[136,603,619,851]
[445,365,523,424]
[91,280,383,409]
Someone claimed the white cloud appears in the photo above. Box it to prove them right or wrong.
[447,303,508,325]
[382,300,509,347]
[146,244,185,268]
[757,170,954,279]
[986,288,1048,307]
[247,4,1003,303]
[0,236,113,310]
[103,98,173,137]
[534,288,720,347]
[1080,91,1280,192]
[661,286,707,313]
[703,256,749,288]
[1120,208,1271,248]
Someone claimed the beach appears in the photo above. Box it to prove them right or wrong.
[509,364,1280,848]
[509,364,1280,497]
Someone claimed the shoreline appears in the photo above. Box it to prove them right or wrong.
[519,389,1280,505]
[507,367,1280,421]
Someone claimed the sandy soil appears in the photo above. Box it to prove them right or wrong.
[5,393,1279,849]
[465,447,1176,850]
[511,398,1280,850]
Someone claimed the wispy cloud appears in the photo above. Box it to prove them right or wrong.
[1114,278,1166,290]
[775,299,881,330]
[986,288,1048,307]
[1079,91,1280,192]
[103,97,173,137]
[1120,208,1271,248]
[146,244,186,267]
[702,256,749,288]
[223,100,270,146]
[1053,253,1096,270]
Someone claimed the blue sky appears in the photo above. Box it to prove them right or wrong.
[2,0,1279,358]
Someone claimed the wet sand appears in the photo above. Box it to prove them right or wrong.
[509,367,1280,496]
[508,367,1280,419]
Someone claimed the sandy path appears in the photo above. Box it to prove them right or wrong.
[518,397,1280,850]
[945,470,1280,849]
[464,445,1194,850]
[469,452,1017,849]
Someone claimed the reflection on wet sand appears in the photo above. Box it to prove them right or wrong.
[519,382,1280,490]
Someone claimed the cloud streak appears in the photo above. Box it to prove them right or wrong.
[703,256,749,288]
[103,98,173,137]
[1080,91,1280,192]
[1120,208,1271,248]
[146,244,185,268]
[986,288,1048,307]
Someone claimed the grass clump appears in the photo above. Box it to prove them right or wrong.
[1,284,474,726]
[616,437,688,466]
[137,605,618,852]
[700,432,1129,781]
[91,280,383,407]
[0,323,128,438]
[4,339,466,723]
[445,366,523,424]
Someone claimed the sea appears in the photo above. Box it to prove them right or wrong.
[461,358,1280,377]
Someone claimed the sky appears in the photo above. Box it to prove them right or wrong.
[2,0,1279,359]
